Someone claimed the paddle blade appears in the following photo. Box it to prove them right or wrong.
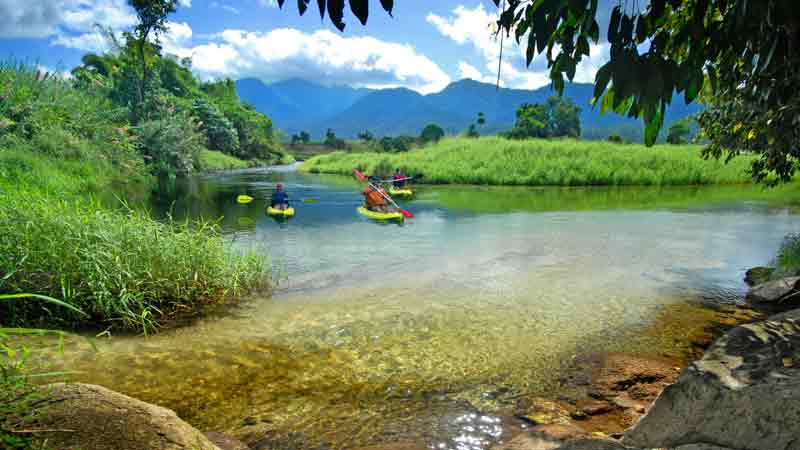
[400,209,413,218]
[352,169,367,181]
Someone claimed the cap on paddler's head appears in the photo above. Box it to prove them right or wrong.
[276,184,283,190]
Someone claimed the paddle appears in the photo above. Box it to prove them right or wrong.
[353,169,414,218]
[378,175,419,184]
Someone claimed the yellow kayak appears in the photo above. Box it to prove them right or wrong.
[357,206,404,221]
[389,187,413,197]
[267,206,295,217]
[237,195,254,204]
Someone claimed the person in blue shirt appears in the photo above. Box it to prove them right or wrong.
[270,184,289,210]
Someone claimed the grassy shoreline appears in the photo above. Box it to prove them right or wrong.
[301,137,757,186]
[0,64,270,333]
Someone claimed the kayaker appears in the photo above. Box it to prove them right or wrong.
[392,168,406,188]
[363,178,393,212]
[270,184,290,210]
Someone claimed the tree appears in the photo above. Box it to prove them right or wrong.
[502,97,581,139]
[477,112,486,126]
[128,0,178,119]
[420,123,445,143]
[358,130,374,142]
[192,99,239,154]
[666,121,692,145]
[323,128,347,149]
[299,131,310,144]
[277,0,800,182]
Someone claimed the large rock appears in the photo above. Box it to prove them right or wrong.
[746,276,800,303]
[743,266,775,286]
[623,308,800,450]
[26,383,222,450]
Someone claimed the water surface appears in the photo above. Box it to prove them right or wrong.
[57,167,799,449]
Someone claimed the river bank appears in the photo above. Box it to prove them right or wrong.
[300,137,757,186]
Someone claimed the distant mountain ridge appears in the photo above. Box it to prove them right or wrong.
[236,77,700,141]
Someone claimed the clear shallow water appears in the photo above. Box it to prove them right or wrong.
[55,167,799,449]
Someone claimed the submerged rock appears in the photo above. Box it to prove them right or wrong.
[623,308,800,450]
[746,276,800,303]
[205,432,250,450]
[743,266,774,286]
[26,383,222,450]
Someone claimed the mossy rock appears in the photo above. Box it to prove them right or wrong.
[744,266,775,286]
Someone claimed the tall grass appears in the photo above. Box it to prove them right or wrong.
[198,149,250,171]
[774,234,800,278]
[0,63,271,332]
[301,137,756,186]
[0,189,268,332]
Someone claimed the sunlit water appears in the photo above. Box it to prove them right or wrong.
[52,166,799,449]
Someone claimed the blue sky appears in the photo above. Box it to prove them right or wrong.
[0,0,615,93]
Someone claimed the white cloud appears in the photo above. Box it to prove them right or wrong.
[457,61,493,84]
[172,28,451,94]
[179,0,192,7]
[427,4,608,89]
[61,0,136,32]
[222,5,240,14]
[258,0,277,7]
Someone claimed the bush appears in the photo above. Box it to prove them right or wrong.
[607,134,623,143]
[134,111,204,176]
[0,190,269,332]
[192,98,239,154]
[420,123,445,143]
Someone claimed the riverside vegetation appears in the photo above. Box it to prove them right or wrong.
[301,137,756,186]
[0,60,273,334]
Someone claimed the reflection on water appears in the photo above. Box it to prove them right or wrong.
[49,168,800,449]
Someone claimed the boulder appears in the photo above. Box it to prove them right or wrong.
[746,276,800,303]
[743,266,774,286]
[25,383,222,450]
[623,308,800,450]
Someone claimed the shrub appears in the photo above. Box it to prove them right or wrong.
[420,123,445,143]
[134,111,204,176]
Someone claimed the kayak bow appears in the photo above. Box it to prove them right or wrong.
[267,206,295,217]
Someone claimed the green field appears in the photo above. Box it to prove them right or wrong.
[301,137,757,186]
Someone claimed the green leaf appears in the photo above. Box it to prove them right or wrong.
[608,6,622,42]
[328,0,345,31]
[592,63,612,102]
[644,103,664,146]
[316,0,325,18]
[0,293,87,317]
[380,0,393,16]
[297,0,309,15]
[349,0,368,25]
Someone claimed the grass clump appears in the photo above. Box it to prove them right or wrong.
[773,234,800,278]
[198,149,250,171]
[0,190,268,332]
[301,136,756,186]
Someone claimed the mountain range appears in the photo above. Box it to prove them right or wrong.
[235,77,701,142]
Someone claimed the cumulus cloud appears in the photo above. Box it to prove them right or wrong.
[427,3,609,89]
[179,0,192,7]
[258,0,277,7]
[172,28,451,94]
[0,0,135,38]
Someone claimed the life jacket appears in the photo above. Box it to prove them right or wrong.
[363,186,387,205]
